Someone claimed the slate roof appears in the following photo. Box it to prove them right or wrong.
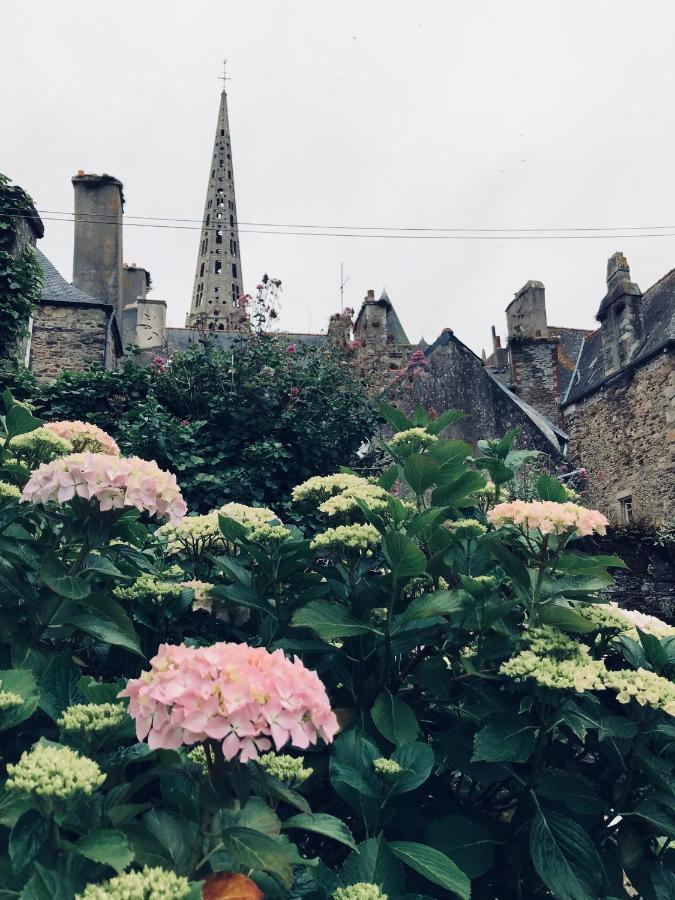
[563,268,675,404]
[548,326,592,398]
[353,289,411,345]
[37,250,111,308]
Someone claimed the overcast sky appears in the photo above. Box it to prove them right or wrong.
[4,1,675,353]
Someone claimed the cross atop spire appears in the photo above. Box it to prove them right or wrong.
[218,58,229,92]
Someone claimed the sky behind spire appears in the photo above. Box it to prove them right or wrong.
[4,0,675,353]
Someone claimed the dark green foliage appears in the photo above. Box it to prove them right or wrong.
[0,173,43,361]
[36,338,377,512]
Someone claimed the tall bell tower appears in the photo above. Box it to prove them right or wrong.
[186,62,247,330]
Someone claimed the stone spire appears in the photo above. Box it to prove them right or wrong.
[186,69,246,330]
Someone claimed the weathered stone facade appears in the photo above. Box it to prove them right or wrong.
[386,329,567,455]
[509,337,560,423]
[29,302,114,382]
[564,351,675,526]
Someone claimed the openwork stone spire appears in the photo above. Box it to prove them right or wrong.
[187,72,246,330]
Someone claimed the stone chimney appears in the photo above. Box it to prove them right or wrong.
[353,289,387,347]
[505,280,561,423]
[327,311,351,348]
[597,252,642,374]
[506,280,548,340]
[134,298,167,352]
[72,172,124,329]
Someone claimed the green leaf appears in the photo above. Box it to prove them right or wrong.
[536,773,604,815]
[330,730,382,803]
[9,811,49,872]
[0,669,39,732]
[530,809,603,900]
[236,797,281,837]
[630,799,675,838]
[382,532,426,581]
[424,813,496,879]
[38,652,83,721]
[537,603,597,633]
[431,470,487,507]
[142,809,197,875]
[556,552,627,575]
[427,438,472,466]
[636,628,670,675]
[379,402,411,432]
[292,600,372,639]
[5,406,41,440]
[282,813,357,850]
[218,513,248,543]
[403,455,441,495]
[390,841,471,899]
[426,409,466,436]
[472,717,537,763]
[67,611,143,656]
[340,836,405,895]
[536,474,568,502]
[40,553,90,600]
[221,827,295,888]
[73,829,134,874]
[389,742,435,795]
[371,692,419,746]
[400,590,464,624]
[598,716,639,741]
[19,864,75,900]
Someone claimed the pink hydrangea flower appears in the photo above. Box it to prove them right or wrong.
[43,421,120,456]
[119,642,339,762]
[21,453,187,522]
[285,344,297,354]
[487,500,608,537]
[289,386,300,397]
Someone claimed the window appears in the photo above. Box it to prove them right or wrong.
[218,323,225,331]
[227,170,232,180]
[195,283,204,308]
[215,260,222,275]
[201,238,207,255]
[216,212,223,220]
[215,229,223,244]
[199,263,205,277]
[231,263,237,278]
[231,283,239,306]
[205,214,210,226]
[220,128,225,136]
[619,496,633,525]
[230,239,237,255]
[229,214,234,226]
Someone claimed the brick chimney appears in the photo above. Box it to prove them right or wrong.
[72,173,124,331]
[597,252,642,374]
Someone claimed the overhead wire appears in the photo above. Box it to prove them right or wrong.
[3,209,675,240]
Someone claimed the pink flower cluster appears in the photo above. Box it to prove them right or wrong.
[21,453,187,522]
[487,500,608,537]
[43,420,120,455]
[119,642,339,762]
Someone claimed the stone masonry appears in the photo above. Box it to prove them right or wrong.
[29,303,112,382]
[564,351,675,526]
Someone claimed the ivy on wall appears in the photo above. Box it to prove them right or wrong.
[0,173,43,360]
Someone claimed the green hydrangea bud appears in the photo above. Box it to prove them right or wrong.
[113,573,182,605]
[310,523,380,553]
[444,518,487,539]
[187,745,208,773]
[77,866,191,899]
[57,703,126,735]
[333,884,388,900]
[389,427,437,448]
[0,481,21,501]
[6,744,105,802]
[0,690,23,710]
[257,752,313,785]
[11,428,73,463]
[372,758,403,779]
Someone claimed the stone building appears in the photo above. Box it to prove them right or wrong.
[484,280,591,426]
[561,253,675,527]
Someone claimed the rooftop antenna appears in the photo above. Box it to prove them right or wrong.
[340,262,350,314]
[219,58,230,90]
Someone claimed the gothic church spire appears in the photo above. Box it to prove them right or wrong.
[187,67,246,330]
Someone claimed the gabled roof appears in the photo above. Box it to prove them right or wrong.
[37,250,112,308]
[548,326,592,398]
[353,289,410,345]
[35,250,123,357]
[563,267,675,405]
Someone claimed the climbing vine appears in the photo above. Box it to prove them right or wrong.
[0,172,43,360]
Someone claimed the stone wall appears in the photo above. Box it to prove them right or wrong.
[29,304,111,381]
[509,338,560,423]
[563,351,675,526]
[386,333,564,455]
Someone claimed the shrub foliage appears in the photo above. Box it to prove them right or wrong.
[0,392,673,898]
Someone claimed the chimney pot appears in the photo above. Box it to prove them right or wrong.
[77,169,85,176]
[495,335,502,348]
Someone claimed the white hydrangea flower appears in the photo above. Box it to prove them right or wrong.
[6,744,105,802]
